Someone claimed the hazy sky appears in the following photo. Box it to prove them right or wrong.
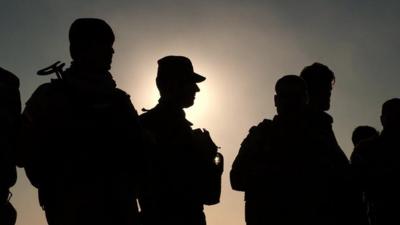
[2,1,400,225]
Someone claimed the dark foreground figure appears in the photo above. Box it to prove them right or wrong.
[231,75,326,225]
[20,18,142,225]
[139,56,223,225]
[0,67,20,225]
[300,63,367,225]
[350,125,379,225]
[231,71,367,225]
[352,98,400,225]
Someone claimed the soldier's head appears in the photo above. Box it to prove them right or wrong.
[274,75,308,118]
[381,98,400,132]
[69,18,115,71]
[156,56,205,108]
[352,126,379,147]
[300,62,335,111]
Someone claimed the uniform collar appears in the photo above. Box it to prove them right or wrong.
[155,100,193,126]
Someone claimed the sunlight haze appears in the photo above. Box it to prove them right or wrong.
[2,1,400,225]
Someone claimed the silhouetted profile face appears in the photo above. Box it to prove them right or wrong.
[352,126,379,146]
[381,98,400,132]
[156,56,205,109]
[300,63,335,111]
[274,75,308,118]
[69,18,115,71]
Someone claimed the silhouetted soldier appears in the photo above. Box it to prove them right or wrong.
[300,63,366,225]
[351,126,379,147]
[0,67,20,225]
[351,98,400,225]
[139,56,223,225]
[350,125,379,225]
[20,18,142,225]
[231,75,329,225]
[300,63,345,158]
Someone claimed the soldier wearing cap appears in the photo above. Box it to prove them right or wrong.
[139,56,223,225]
[0,67,20,225]
[20,18,142,225]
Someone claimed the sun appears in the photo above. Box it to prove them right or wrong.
[185,80,213,123]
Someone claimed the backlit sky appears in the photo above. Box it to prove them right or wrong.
[2,1,400,225]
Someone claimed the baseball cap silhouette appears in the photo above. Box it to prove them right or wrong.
[157,56,206,84]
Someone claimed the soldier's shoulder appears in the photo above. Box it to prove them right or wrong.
[357,135,380,150]
[352,136,380,162]
[112,87,133,102]
[113,88,131,98]
[242,119,273,143]
[33,82,55,93]
[139,106,167,128]
[321,111,333,124]
[27,81,62,103]
[249,119,273,134]
[0,67,19,88]
[139,108,155,123]
[24,81,64,118]
[258,118,273,128]
[106,87,137,111]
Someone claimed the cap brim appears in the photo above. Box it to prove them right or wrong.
[192,72,206,83]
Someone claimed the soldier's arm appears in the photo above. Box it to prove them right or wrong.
[17,84,52,187]
[230,127,257,191]
[0,152,16,203]
[230,120,271,192]
[350,140,376,193]
[0,110,18,195]
[0,68,20,195]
